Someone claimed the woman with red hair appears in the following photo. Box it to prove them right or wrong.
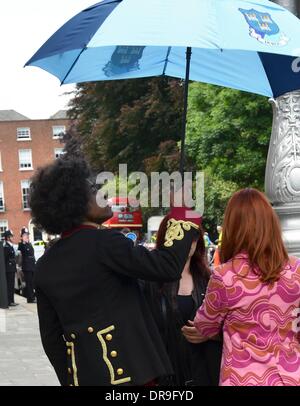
[189,188,300,386]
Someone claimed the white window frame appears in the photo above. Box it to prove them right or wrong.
[54,148,64,159]
[21,180,31,211]
[52,126,66,139]
[0,220,8,237]
[19,149,33,171]
[17,127,31,141]
[0,182,4,212]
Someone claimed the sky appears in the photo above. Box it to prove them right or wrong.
[0,0,94,119]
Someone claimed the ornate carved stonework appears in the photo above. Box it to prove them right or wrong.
[265,92,300,256]
[265,92,300,204]
[266,0,300,256]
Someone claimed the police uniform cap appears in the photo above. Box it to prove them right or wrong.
[2,229,13,238]
[20,227,29,237]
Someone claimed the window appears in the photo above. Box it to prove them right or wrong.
[17,127,31,141]
[0,220,8,237]
[19,149,33,170]
[54,148,64,159]
[52,126,66,139]
[0,182,4,212]
[21,180,31,210]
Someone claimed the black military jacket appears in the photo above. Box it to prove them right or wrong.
[18,242,36,272]
[34,212,200,386]
[3,242,17,273]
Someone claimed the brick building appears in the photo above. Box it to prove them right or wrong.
[0,110,70,241]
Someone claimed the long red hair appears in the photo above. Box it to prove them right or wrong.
[221,188,288,283]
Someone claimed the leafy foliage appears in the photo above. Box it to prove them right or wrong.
[186,83,273,232]
[68,78,183,173]
[186,83,272,189]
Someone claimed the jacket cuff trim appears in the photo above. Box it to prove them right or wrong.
[164,218,199,248]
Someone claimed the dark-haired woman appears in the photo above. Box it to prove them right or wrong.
[30,157,202,386]
[144,215,222,386]
[192,188,300,386]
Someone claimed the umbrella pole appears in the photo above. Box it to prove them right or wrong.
[179,47,192,176]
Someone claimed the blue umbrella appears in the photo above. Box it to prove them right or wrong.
[25,0,300,172]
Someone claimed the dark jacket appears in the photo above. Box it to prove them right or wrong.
[18,242,36,272]
[34,217,199,387]
[143,273,222,386]
[3,242,17,273]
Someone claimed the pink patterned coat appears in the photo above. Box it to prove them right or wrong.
[194,253,300,386]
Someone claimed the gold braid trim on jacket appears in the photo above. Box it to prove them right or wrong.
[164,218,199,247]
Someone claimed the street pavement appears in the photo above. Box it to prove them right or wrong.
[0,295,59,386]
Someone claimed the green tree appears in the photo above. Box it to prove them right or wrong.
[186,83,273,233]
[186,83,272,189]
[68,78,183,173]
[202,170,239,237]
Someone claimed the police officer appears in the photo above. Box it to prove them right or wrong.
[18,227,36,303]
[3,230,18,307]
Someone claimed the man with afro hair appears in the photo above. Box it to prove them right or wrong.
[30,157,201,386]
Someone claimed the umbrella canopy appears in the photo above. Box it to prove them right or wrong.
[25,0,300,172]
[26,0,300,98]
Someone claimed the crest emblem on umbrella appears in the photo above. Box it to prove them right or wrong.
[103,46,145,77]
[239,8,289,46]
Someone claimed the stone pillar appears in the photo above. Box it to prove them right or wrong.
[265,93,300,256]
[266,1,300,255]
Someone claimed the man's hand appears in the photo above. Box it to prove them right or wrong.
[181,320,207,344]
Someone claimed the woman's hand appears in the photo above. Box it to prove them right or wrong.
[181,320,208,344]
